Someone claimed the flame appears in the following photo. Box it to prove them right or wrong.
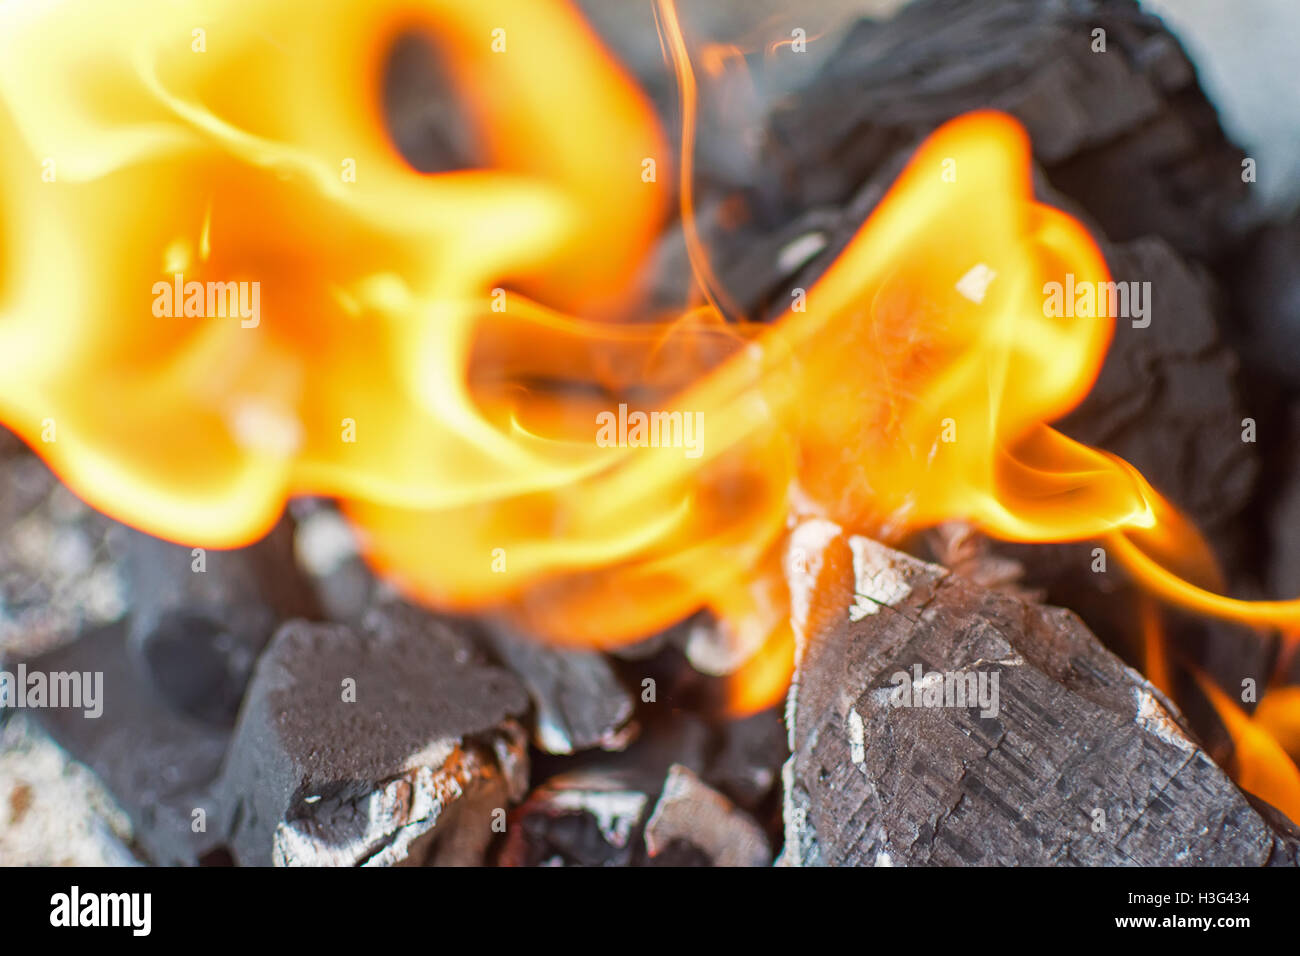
[1139,595,1173,698]
[0,0,668,548]
[1141,600,1300,824]
[1,0,1299,753]
[1193,671,1300,825]
[1255,686,1300,767]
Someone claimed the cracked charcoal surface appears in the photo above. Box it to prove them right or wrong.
[782,524,1300,866]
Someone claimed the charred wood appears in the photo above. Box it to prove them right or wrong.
[781,521,1300,866]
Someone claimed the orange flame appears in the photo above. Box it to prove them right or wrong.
[1139,595,1173,698]
[1142,599,1300,823]
[1255,685,1300,767]
[1193,670,1300,826]
[0,0,1299,742]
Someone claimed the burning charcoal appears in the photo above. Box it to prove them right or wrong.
[216,604,529,866]
[1057,236,1258,543]
[988,229,1258,654]
[919,521,1038,600]
[498,709,720,866]
[498,757,771,867]
[11,621,231,866]
[122,515,319,727]
[644,764,771,867]
[781,520,1300,866]
[479,624,636,755]
[497,769,653,867]
[764,0,1246,261]
[657,206,842,319]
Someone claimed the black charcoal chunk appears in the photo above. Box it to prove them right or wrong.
[216,604,529,866]
[481,624,635,755]
[765,0,1246,260]
[11,621,230,866]
[122,516,318,727]
[781,522,1300,866]
[705,706,788,810]
[498,760,771,867]
[1267,405,1300,603]
[498,769,653,867]
[1229,214,1300,392]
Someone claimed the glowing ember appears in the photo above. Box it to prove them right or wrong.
[0,0,1296,814]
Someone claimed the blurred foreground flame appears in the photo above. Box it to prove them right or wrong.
[1,0,1297,807]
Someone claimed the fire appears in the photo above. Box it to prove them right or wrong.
[1142,601,1300,824]
[1,0,1298,773]
[1193,672,1300,826]
[0,0,667,548]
